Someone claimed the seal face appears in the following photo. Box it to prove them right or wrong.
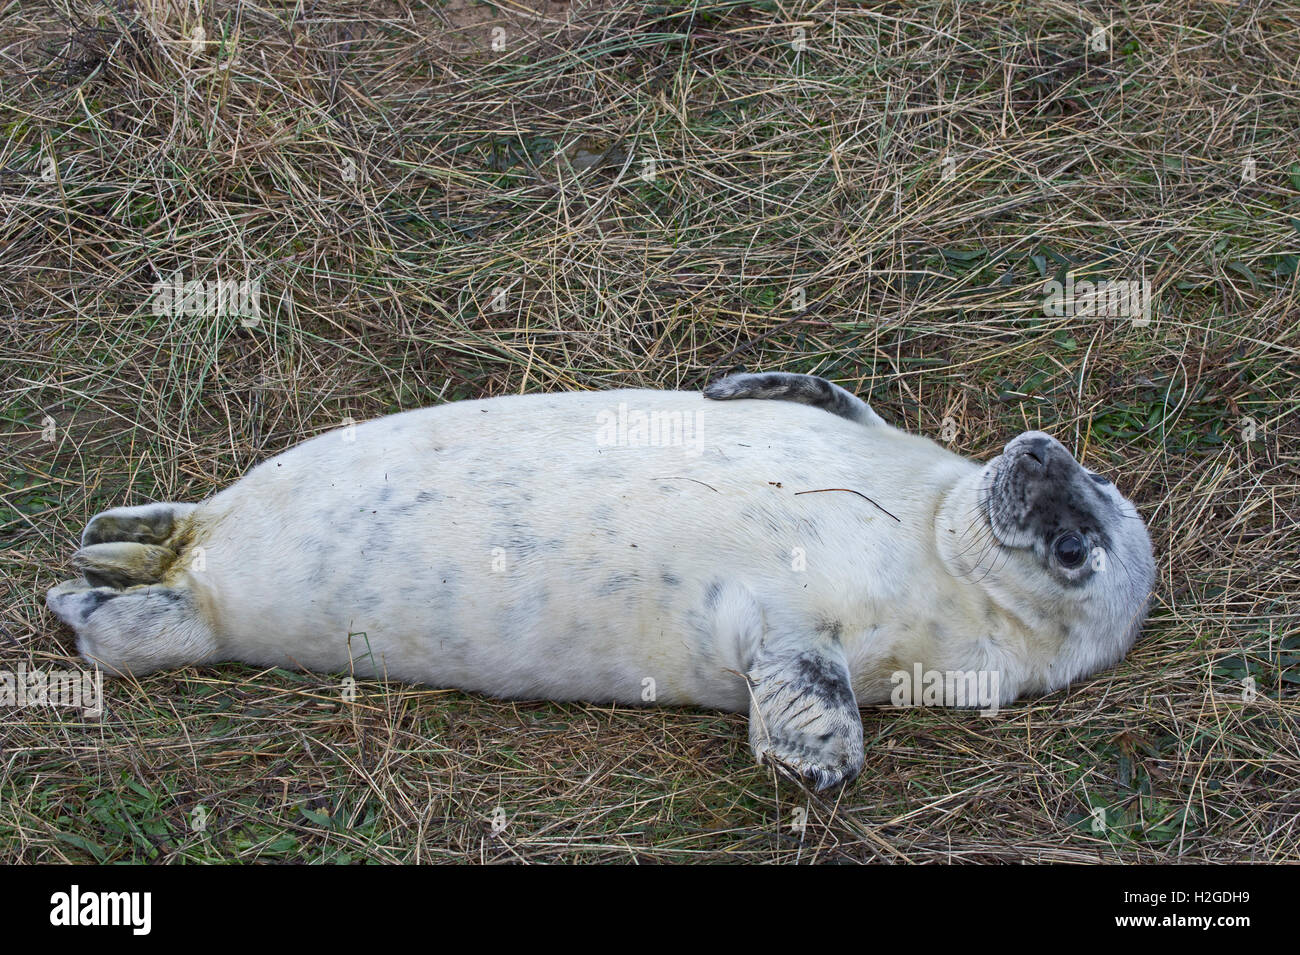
[987,432,1115,563]
[973,429,1155,695]
[46,374,1156,791]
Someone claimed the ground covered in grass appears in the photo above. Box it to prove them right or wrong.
[1,0,1297,863]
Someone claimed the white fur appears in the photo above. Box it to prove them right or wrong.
[76,389,1150,712]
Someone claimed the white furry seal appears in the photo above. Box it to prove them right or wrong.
[47,373,1155,790]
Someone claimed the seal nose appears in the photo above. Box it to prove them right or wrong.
[1007,432,1060,474]
[1022,437,1050,466]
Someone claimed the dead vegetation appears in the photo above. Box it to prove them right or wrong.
[1,0,1297,862]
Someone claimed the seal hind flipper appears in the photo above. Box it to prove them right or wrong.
[73,542,176,589]
[47,501,216,675]
[81,501,196,547]
[72,502,198,588]
[703,372,886,427]
[46,579,216,676]
[747,636,864,791]
[47,578,121,629]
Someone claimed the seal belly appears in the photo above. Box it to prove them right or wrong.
[183,390,947,709]
[199,470,744,706]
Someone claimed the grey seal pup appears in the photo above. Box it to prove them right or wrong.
[47,373,1155,790]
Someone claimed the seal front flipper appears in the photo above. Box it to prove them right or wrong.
[746,635,864,792]
[703,372,886,427]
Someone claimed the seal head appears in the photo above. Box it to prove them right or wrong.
[952,430,1156,695]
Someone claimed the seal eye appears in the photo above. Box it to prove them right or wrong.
[1053,532,1087,568]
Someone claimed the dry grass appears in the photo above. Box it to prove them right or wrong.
[1,0,1297,863]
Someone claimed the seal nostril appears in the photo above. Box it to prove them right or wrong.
[1019,436,1053,468]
